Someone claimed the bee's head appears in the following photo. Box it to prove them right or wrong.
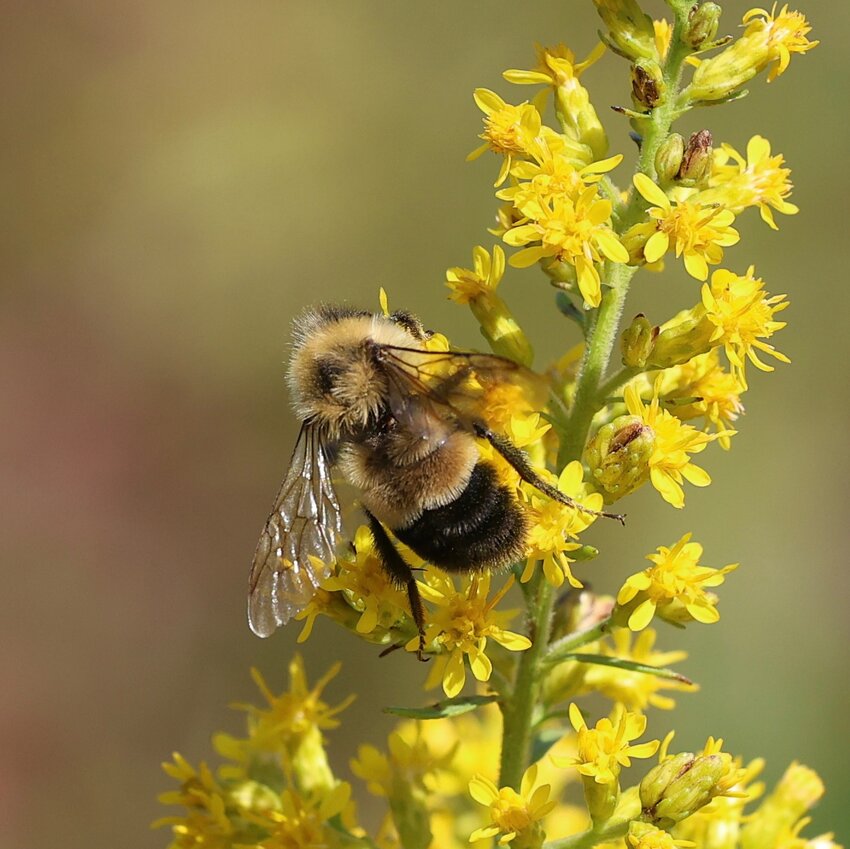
[287,307,401,437]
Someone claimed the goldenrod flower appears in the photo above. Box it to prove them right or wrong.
[742,4,819,82]
[520,461,605,588]
[352,723,457,798]
[617,534,738,631]
[468,89,543,185]
[629,173,740,280]
[155,753,237,848]
[499,143,623,209]
[628,822,695,849]
[688,4,817,101]
[701,266,789,388]
[413,572,531,698]
[320,526,410,637]
[556,703,660,785]
[702,135,798,229]
[579,628,696,712]
[504,42,606,88]
[214,658,354,793]
[673,754,766,845]
[504,42,608,159]
[446,244,534,365]
[252,784,352,849]
[504,186,628,307]
[659,350,745,449]
[469,764,556,847]
[740,762,826,849]
[446,244,506,304]
[641,737,748,827]
[624,380,729,508]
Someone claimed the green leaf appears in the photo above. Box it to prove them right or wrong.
[564,653,694,684]
[383,694,499,720]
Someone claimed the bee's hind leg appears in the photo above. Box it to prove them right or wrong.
[472,422,626,525]
[364,510,429,662]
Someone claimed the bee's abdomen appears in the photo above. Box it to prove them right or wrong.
[393,462,527,572]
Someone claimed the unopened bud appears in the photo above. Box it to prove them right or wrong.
[641,752,734,828]
[585,415,654,502]
[689,35,768,102]
[631,59,665,108]
[655,133,685,183]
[469,294,535,366]
[594,0,657,61]
[646,306,715,369]
[740,763,824,849]
[621,313,658,368]
[678,130,714,186]
[684,2,722,50]
[584,774,620,825]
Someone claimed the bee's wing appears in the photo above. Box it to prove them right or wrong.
[378,345,532,427]
[248,421,342,637]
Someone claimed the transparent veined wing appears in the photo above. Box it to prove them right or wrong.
[377,344,544,431]
[248,421,342,637]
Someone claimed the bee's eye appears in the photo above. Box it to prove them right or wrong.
[315,358,343,396]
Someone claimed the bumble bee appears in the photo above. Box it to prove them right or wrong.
[249,304,621,654]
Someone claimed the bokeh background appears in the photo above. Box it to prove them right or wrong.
[3,1,848,847]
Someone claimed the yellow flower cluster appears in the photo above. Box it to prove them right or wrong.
[156,4,834,849]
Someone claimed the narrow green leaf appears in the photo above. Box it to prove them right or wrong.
[563,653,694,685]
[383,694,499,720]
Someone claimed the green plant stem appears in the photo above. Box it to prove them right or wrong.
[543,615,613,666]
[498,568,555,789]
[498,3,696,795]
[596,365,641,403]
[544,820,630,849]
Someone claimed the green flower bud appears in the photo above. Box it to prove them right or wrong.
[469,293,535,366]
[584,774,620,825]
[640,753,695,811]
[631,59,665,108]
[740,763,824,849]
[641,752,734,828]
[655,133,685,183]
[594,0,657,61]
[621,313,658,368]
[689,35,768,102]
[646,305,715,368]
[684,2,722,50]
[677,130,714,186]
[585,415,654,502]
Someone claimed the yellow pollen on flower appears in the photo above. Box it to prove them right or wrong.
[412,572,531,698]
[703,135,798,229]
[521,461,604,588]
[469,764,557,845]
[617,533,738,631]
[446,244,506,304]
[468,89,543,185]
[701,266,789,388]
[624,379,731,508]
[554,704,660,785]
[631,173,740,281]
[742,4,818,82]
[504,186,628,307]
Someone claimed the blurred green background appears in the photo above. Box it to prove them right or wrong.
[3,2,848,847]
